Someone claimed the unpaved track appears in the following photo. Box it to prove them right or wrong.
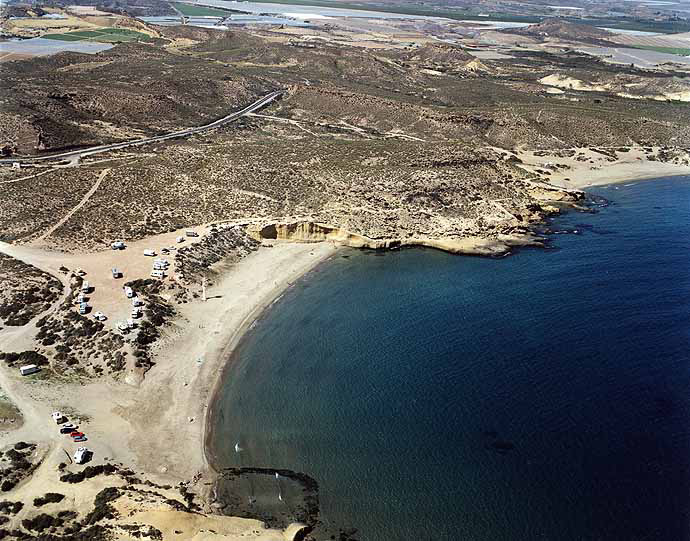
[0,168,54,184]
[33,168,109,244]
[0,244,72,466]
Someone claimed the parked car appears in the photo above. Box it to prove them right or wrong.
[60,425,77,434]
[73,436,88,443]
[52,412,65,424]
[70,431,84,438]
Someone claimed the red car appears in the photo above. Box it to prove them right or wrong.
[70,431,84,439]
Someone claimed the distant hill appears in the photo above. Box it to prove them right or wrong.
[504,18,617,45]
[398,43,490,74]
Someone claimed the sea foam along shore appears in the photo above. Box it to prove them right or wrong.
[131,241,339,486]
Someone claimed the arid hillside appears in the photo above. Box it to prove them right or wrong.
[2,24,690,254]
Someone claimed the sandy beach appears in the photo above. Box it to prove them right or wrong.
[516,146,690,189]
[0,237,337,539]
[129,240,339,480]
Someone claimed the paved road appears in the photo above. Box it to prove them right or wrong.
[0,90,284,166]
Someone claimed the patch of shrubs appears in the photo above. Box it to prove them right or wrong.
[13,442,32,451]
[0,262,62,326]
[22,512,63,532]
[34,492,65,507]
[0,351,48,368]
[83,487,121,525]
[0,480,16,492]
[58,524,111,540]
[0,501,23,514]
[59,464,117,484]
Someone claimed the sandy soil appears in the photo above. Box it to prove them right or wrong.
[0,235,336,538]
[125,240,338,479]
[516,146,690,189]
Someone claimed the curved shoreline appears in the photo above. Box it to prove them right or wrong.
[199,242,340,481]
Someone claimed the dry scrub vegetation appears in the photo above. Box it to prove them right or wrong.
[0,254,63,326]
[2,26,690,252]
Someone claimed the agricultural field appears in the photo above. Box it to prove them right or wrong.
[42,27,153,43]
[171,2,235,16]
[632,45,690,57]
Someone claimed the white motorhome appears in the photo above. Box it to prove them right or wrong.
[117,321,129,333]
[111,268,121,279]
[185,230,199,237]
[81,281,90,293]
[93,311,106,321]
[130,308,141,318]
[176,236,185,243]
[52,411,64,424]
[76,293,85,304]
[143,249,156,257]
[111,241,125,250]
[127,319,136,329]
[73,447,91,464]
[151,270,165,279]
[132,298,143,307]
[19,364,40,376]
[78,302,88,315]
[124,286,134,298]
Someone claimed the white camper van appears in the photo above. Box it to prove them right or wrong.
[19,365,40,376]
[73,447,91,464]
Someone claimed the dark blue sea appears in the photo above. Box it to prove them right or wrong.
[211,177,690,541]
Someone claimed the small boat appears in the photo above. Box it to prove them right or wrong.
[234,442,241,453]
[275,472,279,479]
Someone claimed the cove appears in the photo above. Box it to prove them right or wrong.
[210,176,690,540]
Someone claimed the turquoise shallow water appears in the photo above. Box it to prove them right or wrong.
[211,177,690,540]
